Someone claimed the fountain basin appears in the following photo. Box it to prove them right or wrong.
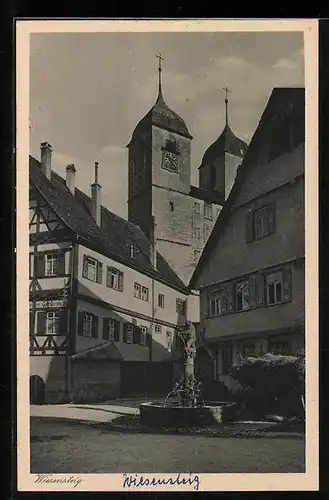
[139,401,238,427]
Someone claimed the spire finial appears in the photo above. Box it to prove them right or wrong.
[223,87,231,126]
[94,161,99,184]
[156,53,164,97]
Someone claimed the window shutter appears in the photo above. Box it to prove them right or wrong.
[102,318,109,340]
[119,272,124,292]
[37,311,47,333]
[114,320,120,342]
[123,323,128,343]
[57,252,65,275]
[96,262,103,284]
[133,325,141,344]
[256,273,265,307]
[92,315,99,338]
[29,311,35,334]
[282,267,292,302]
[147,329,152,347]
[245,209,254,243]
[220,285,228,314]
[226,283,234,312]
[82,256,88,279]
[268,201,276,235]
[77,311,84,336]
[248,275,257,309]
[59,308,68,334]
[36,254,45,277]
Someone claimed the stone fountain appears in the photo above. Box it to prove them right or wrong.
[139,321,237,428]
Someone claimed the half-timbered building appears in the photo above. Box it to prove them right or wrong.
[29,143,190,404]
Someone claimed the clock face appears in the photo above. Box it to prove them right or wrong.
[163,151,178,172]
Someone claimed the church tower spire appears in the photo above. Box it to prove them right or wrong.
[156,53,164,99]
[223,87,231,126]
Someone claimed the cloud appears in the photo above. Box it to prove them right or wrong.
[273,58,300,70]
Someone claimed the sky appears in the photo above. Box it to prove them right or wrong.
[29,31,304,218]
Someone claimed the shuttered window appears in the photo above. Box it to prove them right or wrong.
[246,202,276,243]
[102,318,120,341]
[107,267,124,291]
[77,312,98,338]
[123,323,134,344]
[82,255,103,284]
[35,252,65,277]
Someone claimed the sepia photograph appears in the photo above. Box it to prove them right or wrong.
[16,19,318,492]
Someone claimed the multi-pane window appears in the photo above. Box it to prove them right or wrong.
[210,292,221,317]
[83,313,94,338]
[107,319,116,340]
[246,202,275,242]
[269,341,291,355]
[141,286,149,302]
[203,224,210,241]
[125,324,134,344]
[266,271,283,305]
[193,226,201,239]
[82,255,103,284]
[235,280,250,311]
[140,326,147,346]
[242,343,256,357]
[193,250,201,263]
[155,324,162,334]
[86,257,97,281]
[204,202,213,220]
[134,282,141,299]
[176,298,186,315]
[194,202,201,214]
[158,293,164,308]
[166,331,172,351]
[107,266,124,291]
[46,311,60,334]
[45,254,59,276]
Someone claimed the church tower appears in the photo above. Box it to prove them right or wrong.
[127,55,194,283]
[199,88,248,201]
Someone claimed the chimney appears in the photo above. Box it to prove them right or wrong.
[91,162,101,226]
[66,164,76,195]
[150,216,157,269]
[40,142,52,180]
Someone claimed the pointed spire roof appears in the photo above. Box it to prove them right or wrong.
[128,55,192,145]
[199,88,248,167]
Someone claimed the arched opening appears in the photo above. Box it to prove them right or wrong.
[30,375,45,405]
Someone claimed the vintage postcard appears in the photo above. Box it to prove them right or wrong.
[16,19,318,492]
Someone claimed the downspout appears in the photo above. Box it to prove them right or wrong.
[64,234,79,400]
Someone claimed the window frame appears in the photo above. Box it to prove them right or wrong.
[125,324,134,344]
[158,293,165,308]
[86,257,97,282]
[141,286,149,302]
[46,311,60,334]
[194,202,201,215]
[235,280,250,312]
[176,298,186,315]
[45,253,59,277]
[83,312,94,338]
[266,270,284,306]
[134,282,141,299]
[154,324,162,334]
[140,326,147,346]
[193,226,201,240]
[107,266,123,292]
[204,202,213,220]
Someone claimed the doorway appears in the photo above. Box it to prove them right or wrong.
[30,375,45,404]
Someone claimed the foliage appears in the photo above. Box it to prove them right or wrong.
[231,352,305,418]
[200,378,235,402]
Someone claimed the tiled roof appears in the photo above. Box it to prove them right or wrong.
[29,156,189,294]
[200,124,248,167]
[128,90,192,144]
[71,341,150,362]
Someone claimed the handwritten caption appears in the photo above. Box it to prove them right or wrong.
[34,474,84,488]
[123,473,200,491]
